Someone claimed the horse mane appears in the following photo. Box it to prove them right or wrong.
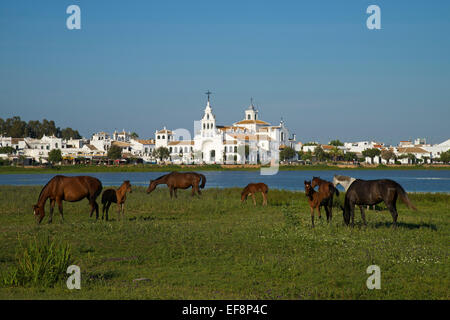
[153,173,169,182]
[335,175,351,181]
[37,176,56,203]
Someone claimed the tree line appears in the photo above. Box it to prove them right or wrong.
[0,116,81,140]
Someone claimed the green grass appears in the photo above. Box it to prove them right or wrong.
[0,186,448,299]
[0,163,449,174]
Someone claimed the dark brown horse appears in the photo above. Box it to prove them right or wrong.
[311,176,339,223]
[241,183,269,206]
[341,179,417,227]
[101,180,132,221]
[32,175,103,224]
[146,171,206,198]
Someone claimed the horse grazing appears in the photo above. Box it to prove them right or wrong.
[304,180,338,227]
[146,171,206,198]
[241,183,269,206]
[311,176,339,223]
[341,179,417,227]
[332,174,356,192]
[32,175,103,224]
[101,180,132,221]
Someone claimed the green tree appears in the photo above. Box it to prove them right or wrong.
[329,146,343,161]
[303,142,318,146]
[279,146,296,161]
[61,127,82,140]
[329,139,344,146]
[130,132,139,139]
[362,148,381,163]
[153,147,170,161]
[314,146,326,162]
[107,145,123,160]
[381,149,395,163]
[439,150,450,164]
[343,151,358,162]
[48,149,62,164]
[407,153,417,164]
[0,146,15,154]
[299,150,313,162]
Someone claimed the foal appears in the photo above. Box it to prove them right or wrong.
[304,180,332,227]
[241,183,269,206]
[101,180,132,221]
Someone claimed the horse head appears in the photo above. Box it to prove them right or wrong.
[32,204,45,223]
[304,180,313,195]
[240,187,249,202]
[124,180,132,193]
[146,180,156,194]
[311,176,320,188]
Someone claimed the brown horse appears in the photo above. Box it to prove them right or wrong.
[241,183,269,206]
[32,175,103,224]
[311,176,339,222]
[304,180,337,227]
[146,171,206,198]
[101,180,132,221]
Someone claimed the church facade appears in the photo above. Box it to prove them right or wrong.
[154,94,296,164]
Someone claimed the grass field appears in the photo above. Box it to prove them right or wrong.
[0,186,448,299]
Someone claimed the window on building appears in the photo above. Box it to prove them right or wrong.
[248,114,251,120]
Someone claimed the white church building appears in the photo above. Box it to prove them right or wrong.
[154,94,296,164]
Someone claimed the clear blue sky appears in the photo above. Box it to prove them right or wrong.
[0,0,449,145]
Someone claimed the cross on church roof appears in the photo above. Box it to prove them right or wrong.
[205,90,212,102]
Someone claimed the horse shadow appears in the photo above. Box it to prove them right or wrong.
[373,221,437,231]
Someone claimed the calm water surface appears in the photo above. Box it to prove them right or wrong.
[1,170,449,193]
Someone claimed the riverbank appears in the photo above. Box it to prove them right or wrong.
[1,163,449,174]
[0,186,448,299]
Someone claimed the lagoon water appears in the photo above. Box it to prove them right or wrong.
[0,170,449,193]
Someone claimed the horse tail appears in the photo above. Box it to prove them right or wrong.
[395,183,417,210]
[334,187,340,197]
[199,174,206,189]
[101,191,108,205]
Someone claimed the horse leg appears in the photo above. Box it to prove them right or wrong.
[350,205,355,227]
[104,202,109,221]
[116,203,121,221]
[359,205,367,226]
[324,205,330,223]
[251,193,256,206]
[174,188,178,198]
[89,200,95,218]
[169,187,174,199]
[310,207,315,228]
[49,199,55,224]
[262,192,267,206]
[386,202,398,228]
[94,200,99,220]
[121,203,125,219]
[57,199,64,222]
